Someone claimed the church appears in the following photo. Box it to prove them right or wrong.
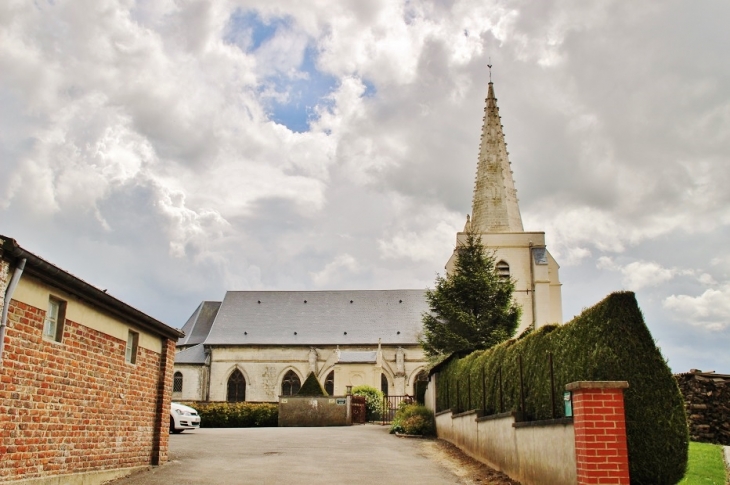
[172,78,563,403]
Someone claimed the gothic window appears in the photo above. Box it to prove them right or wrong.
[281,370,301,396]
[414,371,429,404]
[324,371,335,396]
[227,369,246,402]
[496,261,510,281]
[173,371,183,393]
[381,373,389,396]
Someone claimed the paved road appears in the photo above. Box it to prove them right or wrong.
[111,425,463,485]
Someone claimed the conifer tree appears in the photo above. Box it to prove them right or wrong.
[420,231,520,357]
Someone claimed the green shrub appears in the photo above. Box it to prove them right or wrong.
[390,403,435,436]
[352,385,384,421]
[436,292,689,485]
[180,402,278,428]
[298,372,327,396]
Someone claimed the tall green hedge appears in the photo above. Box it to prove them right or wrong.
[180,402,278,427]
[435,292,688,485]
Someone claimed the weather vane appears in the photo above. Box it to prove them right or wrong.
[488,57,492,82]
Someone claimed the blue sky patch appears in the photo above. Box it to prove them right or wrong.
[266,45,337,133]
[224,9,375,133]
[224,10,290,51]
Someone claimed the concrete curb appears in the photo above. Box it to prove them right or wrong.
[724,446,730,484]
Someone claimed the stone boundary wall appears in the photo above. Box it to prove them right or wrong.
[435,410,577,484]
[278,396,351,426]
[431,381,631,485]
[675,371,730,446]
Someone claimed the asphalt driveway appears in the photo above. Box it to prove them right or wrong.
[110,425,464,485]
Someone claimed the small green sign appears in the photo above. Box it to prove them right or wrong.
[336,398,346,405]
[563,391,573,417]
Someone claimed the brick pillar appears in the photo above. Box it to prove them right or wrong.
[151,338,176,465]
[566,381,630,485]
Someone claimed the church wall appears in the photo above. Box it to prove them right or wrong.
[548,254,563,325]
[447,231,562,334]
[201,344,427,402]
[173,364,205,402]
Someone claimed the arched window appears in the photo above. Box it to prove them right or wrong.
[173,371,183,393]
[414,371,429,404]
[281,370,301,396]
[496,261,510,281]
[227,369,246,402]
[381,373,389,396]
[324,371,335,396]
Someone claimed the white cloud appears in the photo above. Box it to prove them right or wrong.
[310,254,360,288]
[664,284,730,331]
[1,0,729,376]
[597,258,675,290]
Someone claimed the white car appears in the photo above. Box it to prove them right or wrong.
[170,402,201,433]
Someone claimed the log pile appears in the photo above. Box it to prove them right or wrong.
[675,369,730,445]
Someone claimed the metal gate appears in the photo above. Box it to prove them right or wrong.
[380,395,414,425]
[351,395,366,424]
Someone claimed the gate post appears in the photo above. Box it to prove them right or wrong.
[566,381,630,485]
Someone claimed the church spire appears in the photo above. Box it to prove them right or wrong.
[470,79,524,233]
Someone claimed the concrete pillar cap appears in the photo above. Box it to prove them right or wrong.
[565,381,629,391]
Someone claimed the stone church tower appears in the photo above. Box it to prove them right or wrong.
[446,80,563,333]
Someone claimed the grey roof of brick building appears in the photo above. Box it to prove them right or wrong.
[195,289,428,346]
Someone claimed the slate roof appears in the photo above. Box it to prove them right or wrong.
[175,344,207,364]
[339,351,378,363]
[202,289,428,346]
[178,301,221,347]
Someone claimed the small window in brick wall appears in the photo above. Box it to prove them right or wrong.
[43,297,66,342]
[125,330,139,364]
[173,371,183,393]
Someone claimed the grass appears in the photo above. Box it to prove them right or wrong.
[678,441,727,485]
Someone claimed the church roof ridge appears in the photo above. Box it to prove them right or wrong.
[200,289,427,346]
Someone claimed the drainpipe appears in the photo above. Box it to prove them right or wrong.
[528,243,536,330]
[0,258,26,366]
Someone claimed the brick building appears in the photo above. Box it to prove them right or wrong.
[0,236,183,484]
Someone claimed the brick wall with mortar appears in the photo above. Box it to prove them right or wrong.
[567,381,630,485]
[0,298,172,481]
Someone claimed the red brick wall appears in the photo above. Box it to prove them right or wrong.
[0,299,170,481]
[151,338,175,465]
[570,382,630,485]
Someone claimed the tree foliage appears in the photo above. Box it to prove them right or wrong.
[420,231,520,357]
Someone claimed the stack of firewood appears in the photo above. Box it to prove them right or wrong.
[675,369,730,446]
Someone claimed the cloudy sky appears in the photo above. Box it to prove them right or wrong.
[2,0,728,373]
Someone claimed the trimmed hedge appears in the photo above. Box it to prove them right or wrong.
[180,402,278,428]
[435,291,688,485]
[298,372,327,396]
